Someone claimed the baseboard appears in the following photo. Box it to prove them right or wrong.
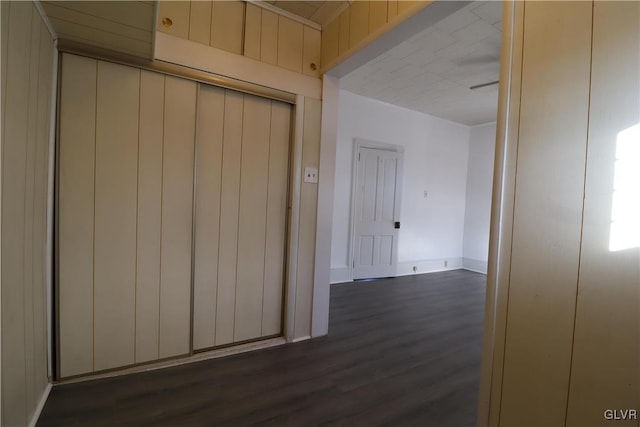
[395,257,464,276]
[462,258,488,274]
[291,335,311,343]
[330,266,351,284]
[331,258,465,283]
[28,382,52,427]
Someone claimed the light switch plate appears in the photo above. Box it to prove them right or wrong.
[304,167,318,183]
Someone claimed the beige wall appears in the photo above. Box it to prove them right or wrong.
[158,1,321,78]
[481,1,640,426]
[1,1,55,425]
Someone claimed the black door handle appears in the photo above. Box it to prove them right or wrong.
[394,221,400,229]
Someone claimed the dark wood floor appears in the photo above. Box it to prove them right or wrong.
[39,269,486,427]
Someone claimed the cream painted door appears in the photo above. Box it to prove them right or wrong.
[352,145,403,280]
[192,85,291,351]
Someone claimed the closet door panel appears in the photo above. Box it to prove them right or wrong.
[193,85,225,350]
[215,90,244,346]
[136,70,165,363]
[93,61,140,371]
[159,76,196,358]
[234,95,271,342]
[262,101,290,336]
[58,54,97,378]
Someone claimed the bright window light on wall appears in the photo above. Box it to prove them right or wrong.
[609,123,640,252]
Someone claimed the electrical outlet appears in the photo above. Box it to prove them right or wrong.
[304,167,318,183]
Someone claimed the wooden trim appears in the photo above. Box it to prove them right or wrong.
[246,0,321,31]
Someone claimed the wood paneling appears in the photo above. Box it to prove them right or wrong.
[189,0,212,45]
[320,18,339,73]
[58,54,97,379]
[244,3,261,60]
[262,101,291,336]
[2,3,54,423]
[349,0,369,48]
[499,2,593,426]
[388,0,398,21]
[215,91,244,346]
[159,76,196,359]
[277,16,303,73]
[302,26,320,77]
[93,61,139,371]
[136,70,165,364]
[210,0,245,55]
[369,1,388,34]
[338,7,350,55]
[157,1,190,39]
[193,85,225,350]
[294,97,321,339]
[260,9,279,65]
[42,1,155,58]
[566,2,640,426]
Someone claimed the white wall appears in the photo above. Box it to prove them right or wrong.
[462,122,496,273]
[331,90,471,283]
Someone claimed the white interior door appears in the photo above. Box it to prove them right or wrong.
[352,145,403,280]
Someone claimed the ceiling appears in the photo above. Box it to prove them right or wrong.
[340,1,503,126]
[264,1,350,27]
[40,1,155,58]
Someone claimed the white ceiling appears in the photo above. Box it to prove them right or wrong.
[340,1,502,126]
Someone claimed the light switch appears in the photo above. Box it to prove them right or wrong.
[304,167,318,183]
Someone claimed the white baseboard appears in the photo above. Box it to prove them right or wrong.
[29,382,52,427]
[462,258,488,274]
[395,258,463,276]
[331,257,466,283]
[330,266,351,284]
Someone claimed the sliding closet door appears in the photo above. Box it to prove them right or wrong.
[57,54,195,378]
[193,86,291,351]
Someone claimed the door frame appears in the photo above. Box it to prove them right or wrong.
[349,138,404,280]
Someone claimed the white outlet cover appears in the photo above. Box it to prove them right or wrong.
[304,167,318,184]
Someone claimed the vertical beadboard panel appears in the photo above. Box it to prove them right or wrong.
[302,26,320,78]
[388,0,398,20]
[338,8,350,56]
[262,101,291,336]
[188,0,212,45]
[159,76,196,358]
[23,11,42,410]
[157,1,190,39]
[566,2,640,426]
[234,95,271,342]
[499,2,593,426]
[2,3,32,420]
[93,61,139,371]
[193,85,225,350]
[244,3,261,60]
[58,54,97,379]
[210,1,245,55]
[294,97,321,339]
[135,70,165,364]
[277,16,303,74]
[349,0,369,48]
[260,9,278,66]
[369,0,388,33]
[215,90,244,346]
[320,17,339,71]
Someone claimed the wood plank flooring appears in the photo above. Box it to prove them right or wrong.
[38,269,486,426]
